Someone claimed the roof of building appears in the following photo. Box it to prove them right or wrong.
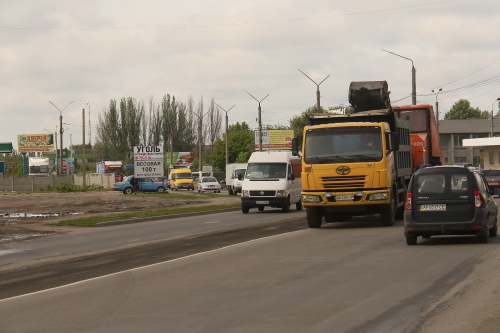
[438,118,500,134]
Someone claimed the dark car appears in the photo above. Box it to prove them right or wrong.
[404,165,498,245]
[481,169,500,197]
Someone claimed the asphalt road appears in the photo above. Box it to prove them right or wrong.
[0,206,307,299]
[1,202,500,332]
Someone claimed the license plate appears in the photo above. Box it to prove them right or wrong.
[256,201,269,204]
[336,195,354,201]
[488,182,499,186]
[420,204,446,211]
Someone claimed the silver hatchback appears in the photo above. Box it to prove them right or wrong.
[404,166,498,245]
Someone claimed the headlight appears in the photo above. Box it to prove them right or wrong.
[368,192,388,201]
[242,190,249,197]
[276,190,287,197]
[302,195,321,202]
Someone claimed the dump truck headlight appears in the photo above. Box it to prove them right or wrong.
[368,192,388,201]
[302,195,321,202]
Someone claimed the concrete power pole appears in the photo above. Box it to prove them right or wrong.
[215,103,235,165]
[298,69,330,112]
[244,90,269,152]
[82,102,89,186]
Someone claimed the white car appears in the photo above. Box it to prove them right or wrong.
[197,176,222,193]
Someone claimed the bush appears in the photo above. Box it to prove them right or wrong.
[45,183,105,192]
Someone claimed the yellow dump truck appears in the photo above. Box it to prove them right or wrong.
[292,81,412,227]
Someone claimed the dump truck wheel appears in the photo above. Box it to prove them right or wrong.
[306,207,322,228]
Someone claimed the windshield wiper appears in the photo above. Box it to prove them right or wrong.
[352,154,379,161]
[306,156,355,163]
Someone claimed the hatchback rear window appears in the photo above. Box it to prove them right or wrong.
[417,174,445,194]
[451,174,469,193]
[481,170,500,177]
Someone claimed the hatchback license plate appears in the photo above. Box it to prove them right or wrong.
[336,195,354,201]
[420,204,446,211]
[256,201,269,204]
[488,182,499,186]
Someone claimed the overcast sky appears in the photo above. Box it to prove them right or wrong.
[2,0,500,150]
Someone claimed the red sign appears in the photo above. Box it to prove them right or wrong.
[62,165,68,171]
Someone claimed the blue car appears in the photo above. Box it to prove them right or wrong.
[114,175,169,195]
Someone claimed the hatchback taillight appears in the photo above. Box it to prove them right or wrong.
[474,190,484,208]
[405,192,412,211]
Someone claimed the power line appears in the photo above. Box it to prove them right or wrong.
[0,0,455,31]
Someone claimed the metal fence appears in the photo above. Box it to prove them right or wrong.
[0,173,116,191]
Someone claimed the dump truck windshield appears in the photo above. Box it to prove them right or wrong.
[304,127,383,164]
[399,109,428,133]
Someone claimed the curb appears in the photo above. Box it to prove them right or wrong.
[95,207,241,227]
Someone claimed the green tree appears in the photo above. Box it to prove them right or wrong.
[444,99,490,120]
[210,122,254,172]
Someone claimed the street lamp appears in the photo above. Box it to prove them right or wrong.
[82,102,89,186]
[191,109,210,174]
[491,98,500,137]
[298,69,330,112]
[244,90,269,152]
[432,88,442,126]
[215,103,235,166]
[49,101,73,176]
[382,49,417,105]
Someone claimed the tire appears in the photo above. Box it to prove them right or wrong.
[282,198,290,213]
[156,187,165,193]
[296,200,303,211]
[258,206,264,212]
[406,236,417,245]
[198,189,201,193]
[478,234,489,244]
[306,207,322,228]
[123,187,133,195]
[228,187,233,195]
[242,205,250,214]
[380,190,396,226]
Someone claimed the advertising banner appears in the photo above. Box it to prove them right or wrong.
[165,152,194,168]
[133,146,164,178]
[254,130,294,150]
[17,134,55,153]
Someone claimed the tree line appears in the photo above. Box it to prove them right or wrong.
[0,98,492,176]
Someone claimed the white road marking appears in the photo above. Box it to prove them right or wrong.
[205,221,221,224]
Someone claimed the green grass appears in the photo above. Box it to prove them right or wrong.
[52,203,241,227]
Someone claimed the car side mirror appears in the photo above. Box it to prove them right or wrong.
[289,173,295,181]
[291,138,299,156]
[238,174,243,180]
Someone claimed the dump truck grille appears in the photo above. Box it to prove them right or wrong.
[321,175,366,190]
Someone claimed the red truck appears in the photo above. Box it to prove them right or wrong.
[392,104,443,172]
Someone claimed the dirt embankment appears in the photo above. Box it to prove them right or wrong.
[0,190,240,241]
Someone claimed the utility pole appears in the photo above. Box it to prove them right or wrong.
[244,90,269,152]
[82,102,89,186]
[215,103,235,165]
[49,101,73,176]
[192,109,210,173]
[491,98,500,137]
[432,88,442,127]
[382,49,417,105]
[298,69,330,112]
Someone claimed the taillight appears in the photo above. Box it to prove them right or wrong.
[474,190,484,208]
[405,192,412,211]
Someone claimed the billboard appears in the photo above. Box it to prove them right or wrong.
[254,130,294,150]
[165,152,194,168]
[17,134,55,153]
[134,146,164,178]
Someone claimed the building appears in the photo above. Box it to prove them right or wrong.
[439,115,500,167]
